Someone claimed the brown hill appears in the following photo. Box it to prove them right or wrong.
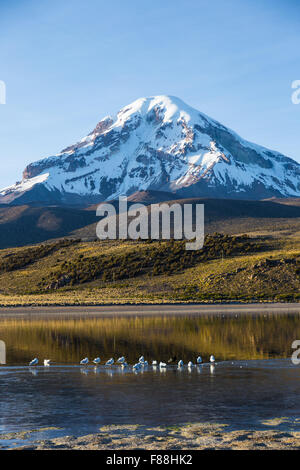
[1,195,300,248]
[0,205,98,248]
[74,194,300,241]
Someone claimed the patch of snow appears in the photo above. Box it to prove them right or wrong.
[0,173,49,195]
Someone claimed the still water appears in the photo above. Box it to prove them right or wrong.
[1,313,300,446]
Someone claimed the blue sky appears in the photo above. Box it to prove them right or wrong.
[0,0,299,188]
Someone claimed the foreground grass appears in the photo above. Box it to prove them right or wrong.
[3,421,300,450]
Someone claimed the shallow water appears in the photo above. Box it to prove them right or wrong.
[1,313,300,447]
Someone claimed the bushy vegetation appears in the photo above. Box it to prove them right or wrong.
[295,259,300,277]
[0,239,80,273]
[0,232,298,304]
[40,234,265,289]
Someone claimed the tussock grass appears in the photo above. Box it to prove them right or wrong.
[0,233,298,305]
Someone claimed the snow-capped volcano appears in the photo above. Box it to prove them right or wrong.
[1,95,300,204]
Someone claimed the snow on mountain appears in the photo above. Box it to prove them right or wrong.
[1,95,300,204]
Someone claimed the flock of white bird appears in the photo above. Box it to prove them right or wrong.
[29,355,216,369]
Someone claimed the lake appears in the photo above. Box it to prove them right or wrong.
[1,312,300,448]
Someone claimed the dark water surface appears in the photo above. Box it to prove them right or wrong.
[1,313,300,446]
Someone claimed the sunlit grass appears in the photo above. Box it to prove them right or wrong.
[0,234,298,304]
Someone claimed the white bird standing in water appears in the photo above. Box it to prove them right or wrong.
[159,362,167,368]
[133,363,141,370]
[210,355,216,363]
[80,357,89,365]
[43,359,51,367]
[138,356,145,363]
[178,359,184,367]
[188,361,194,367]
[117,356,125,364]
[29,358,38,366]
[93,357,101,364]
[152,360,158,366]
[105,358,114,366]
[196,356,202,364]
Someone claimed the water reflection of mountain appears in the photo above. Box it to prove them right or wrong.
[1,314,299,364]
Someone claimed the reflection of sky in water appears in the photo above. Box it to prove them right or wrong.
[1,360,300,444]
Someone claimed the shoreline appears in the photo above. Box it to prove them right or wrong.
[3,422,300,450]
[0,302,300,316]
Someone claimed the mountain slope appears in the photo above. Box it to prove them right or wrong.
[72,195,300,242]
[1,95,300,204]
[0,196,300,249]
[0,205,98,248]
